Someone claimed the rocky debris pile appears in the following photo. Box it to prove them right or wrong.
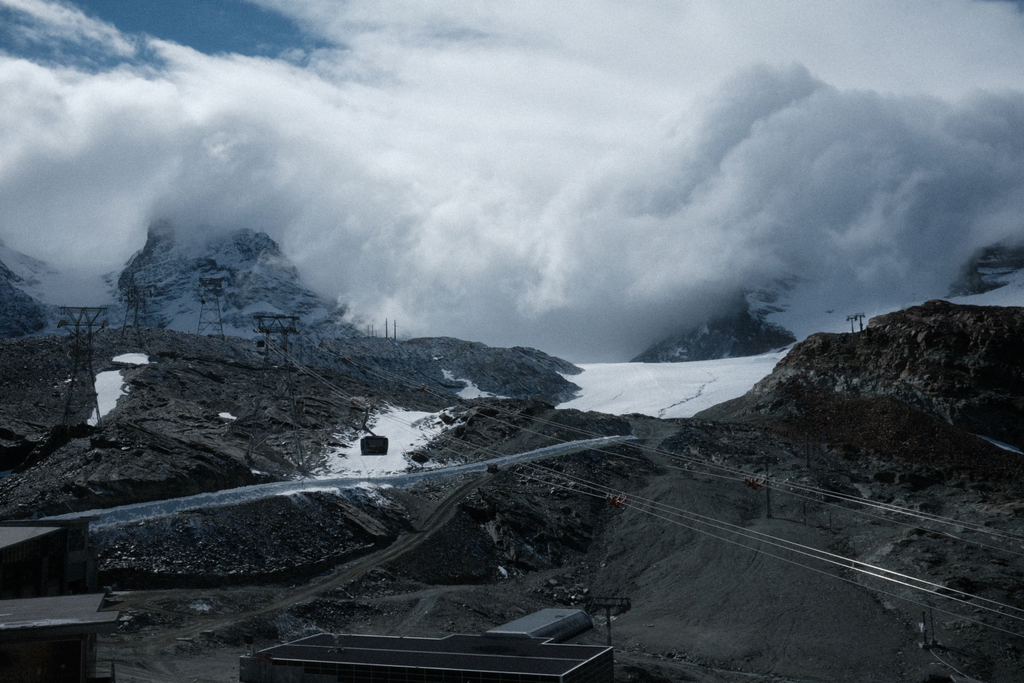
[319,336,582,404]
[739,300,1024,457]
[95,489,409,589]
[386,445,655,584]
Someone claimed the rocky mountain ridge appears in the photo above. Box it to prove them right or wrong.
[318,335,581,404]
[737,299,1024,452]
[112,221,355,341]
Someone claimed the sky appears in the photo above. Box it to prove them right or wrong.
[3,1,1024,361]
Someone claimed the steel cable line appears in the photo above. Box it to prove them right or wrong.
[264,339,1024,637]
[652,445,1024,545]
[520,462,1024,623]
[329,346,1024,552]
[759,468,1024,544]
[517,464,1024,637]
[762,478,1024,558]
[292,340,1024,555]
[654,459,1024,557]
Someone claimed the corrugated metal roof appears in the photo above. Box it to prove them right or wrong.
[486,608,593,643]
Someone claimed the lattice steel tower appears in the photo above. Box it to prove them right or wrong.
[58,306,108,426]
[197,277,225,339]
[252,314,307,471]
[119,277,151,342]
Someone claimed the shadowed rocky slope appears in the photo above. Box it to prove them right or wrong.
[708,300,1024,461]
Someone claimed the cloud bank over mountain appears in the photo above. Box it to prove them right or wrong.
[2,0,1024,360]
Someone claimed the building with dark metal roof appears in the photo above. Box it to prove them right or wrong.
[0,519,97,598]
[0,592,119,682]
[239,630,613,683]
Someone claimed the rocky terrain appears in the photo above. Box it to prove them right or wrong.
[318,335,582,404]
[1,301,1023,682]
[718,299,1024,451]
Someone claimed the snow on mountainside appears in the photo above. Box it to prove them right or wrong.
[0,223,359,341]
[112,221,356,340]
[636,240,1024,363]
[0,259,49,338]
[949,242,1024,296]
[558,349,788,419]
[568,252,1024,418]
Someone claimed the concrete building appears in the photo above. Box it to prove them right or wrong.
[0,519,98,598]
[240,610,613,683]
[0,592,120,683]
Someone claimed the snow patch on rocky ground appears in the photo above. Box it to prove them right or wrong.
[90,370,126,425]
[442,370,507,399]
[90,354,150,424]
[319,408,449,477]
[113,353,150,365]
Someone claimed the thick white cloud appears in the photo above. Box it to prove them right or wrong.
[2,0,1024,360]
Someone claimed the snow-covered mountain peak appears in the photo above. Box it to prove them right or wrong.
[113,221,356,340]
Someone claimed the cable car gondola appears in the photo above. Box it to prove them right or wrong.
[351,396,389,455]
[360,434,389,455]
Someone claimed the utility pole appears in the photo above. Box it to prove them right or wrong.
[197,278,226,339]
[587,597,631,647]
[58,307,108,426]
[253,314,306,471]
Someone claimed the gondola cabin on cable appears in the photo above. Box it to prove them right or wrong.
[350,396,389,456]
[360,435,389,455]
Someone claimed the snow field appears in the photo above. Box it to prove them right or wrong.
[557,350,788,419]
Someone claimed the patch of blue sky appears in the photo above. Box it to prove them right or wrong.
[72,0,326,58]
[0,0,331,70]
[0,3,136,70]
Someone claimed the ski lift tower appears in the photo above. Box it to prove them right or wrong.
[587,597,631,647]
[252,314,307,470]
[57,306,108,426]
[197,277,226,339]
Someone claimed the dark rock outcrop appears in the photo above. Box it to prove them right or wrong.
[742,300,1024,454]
